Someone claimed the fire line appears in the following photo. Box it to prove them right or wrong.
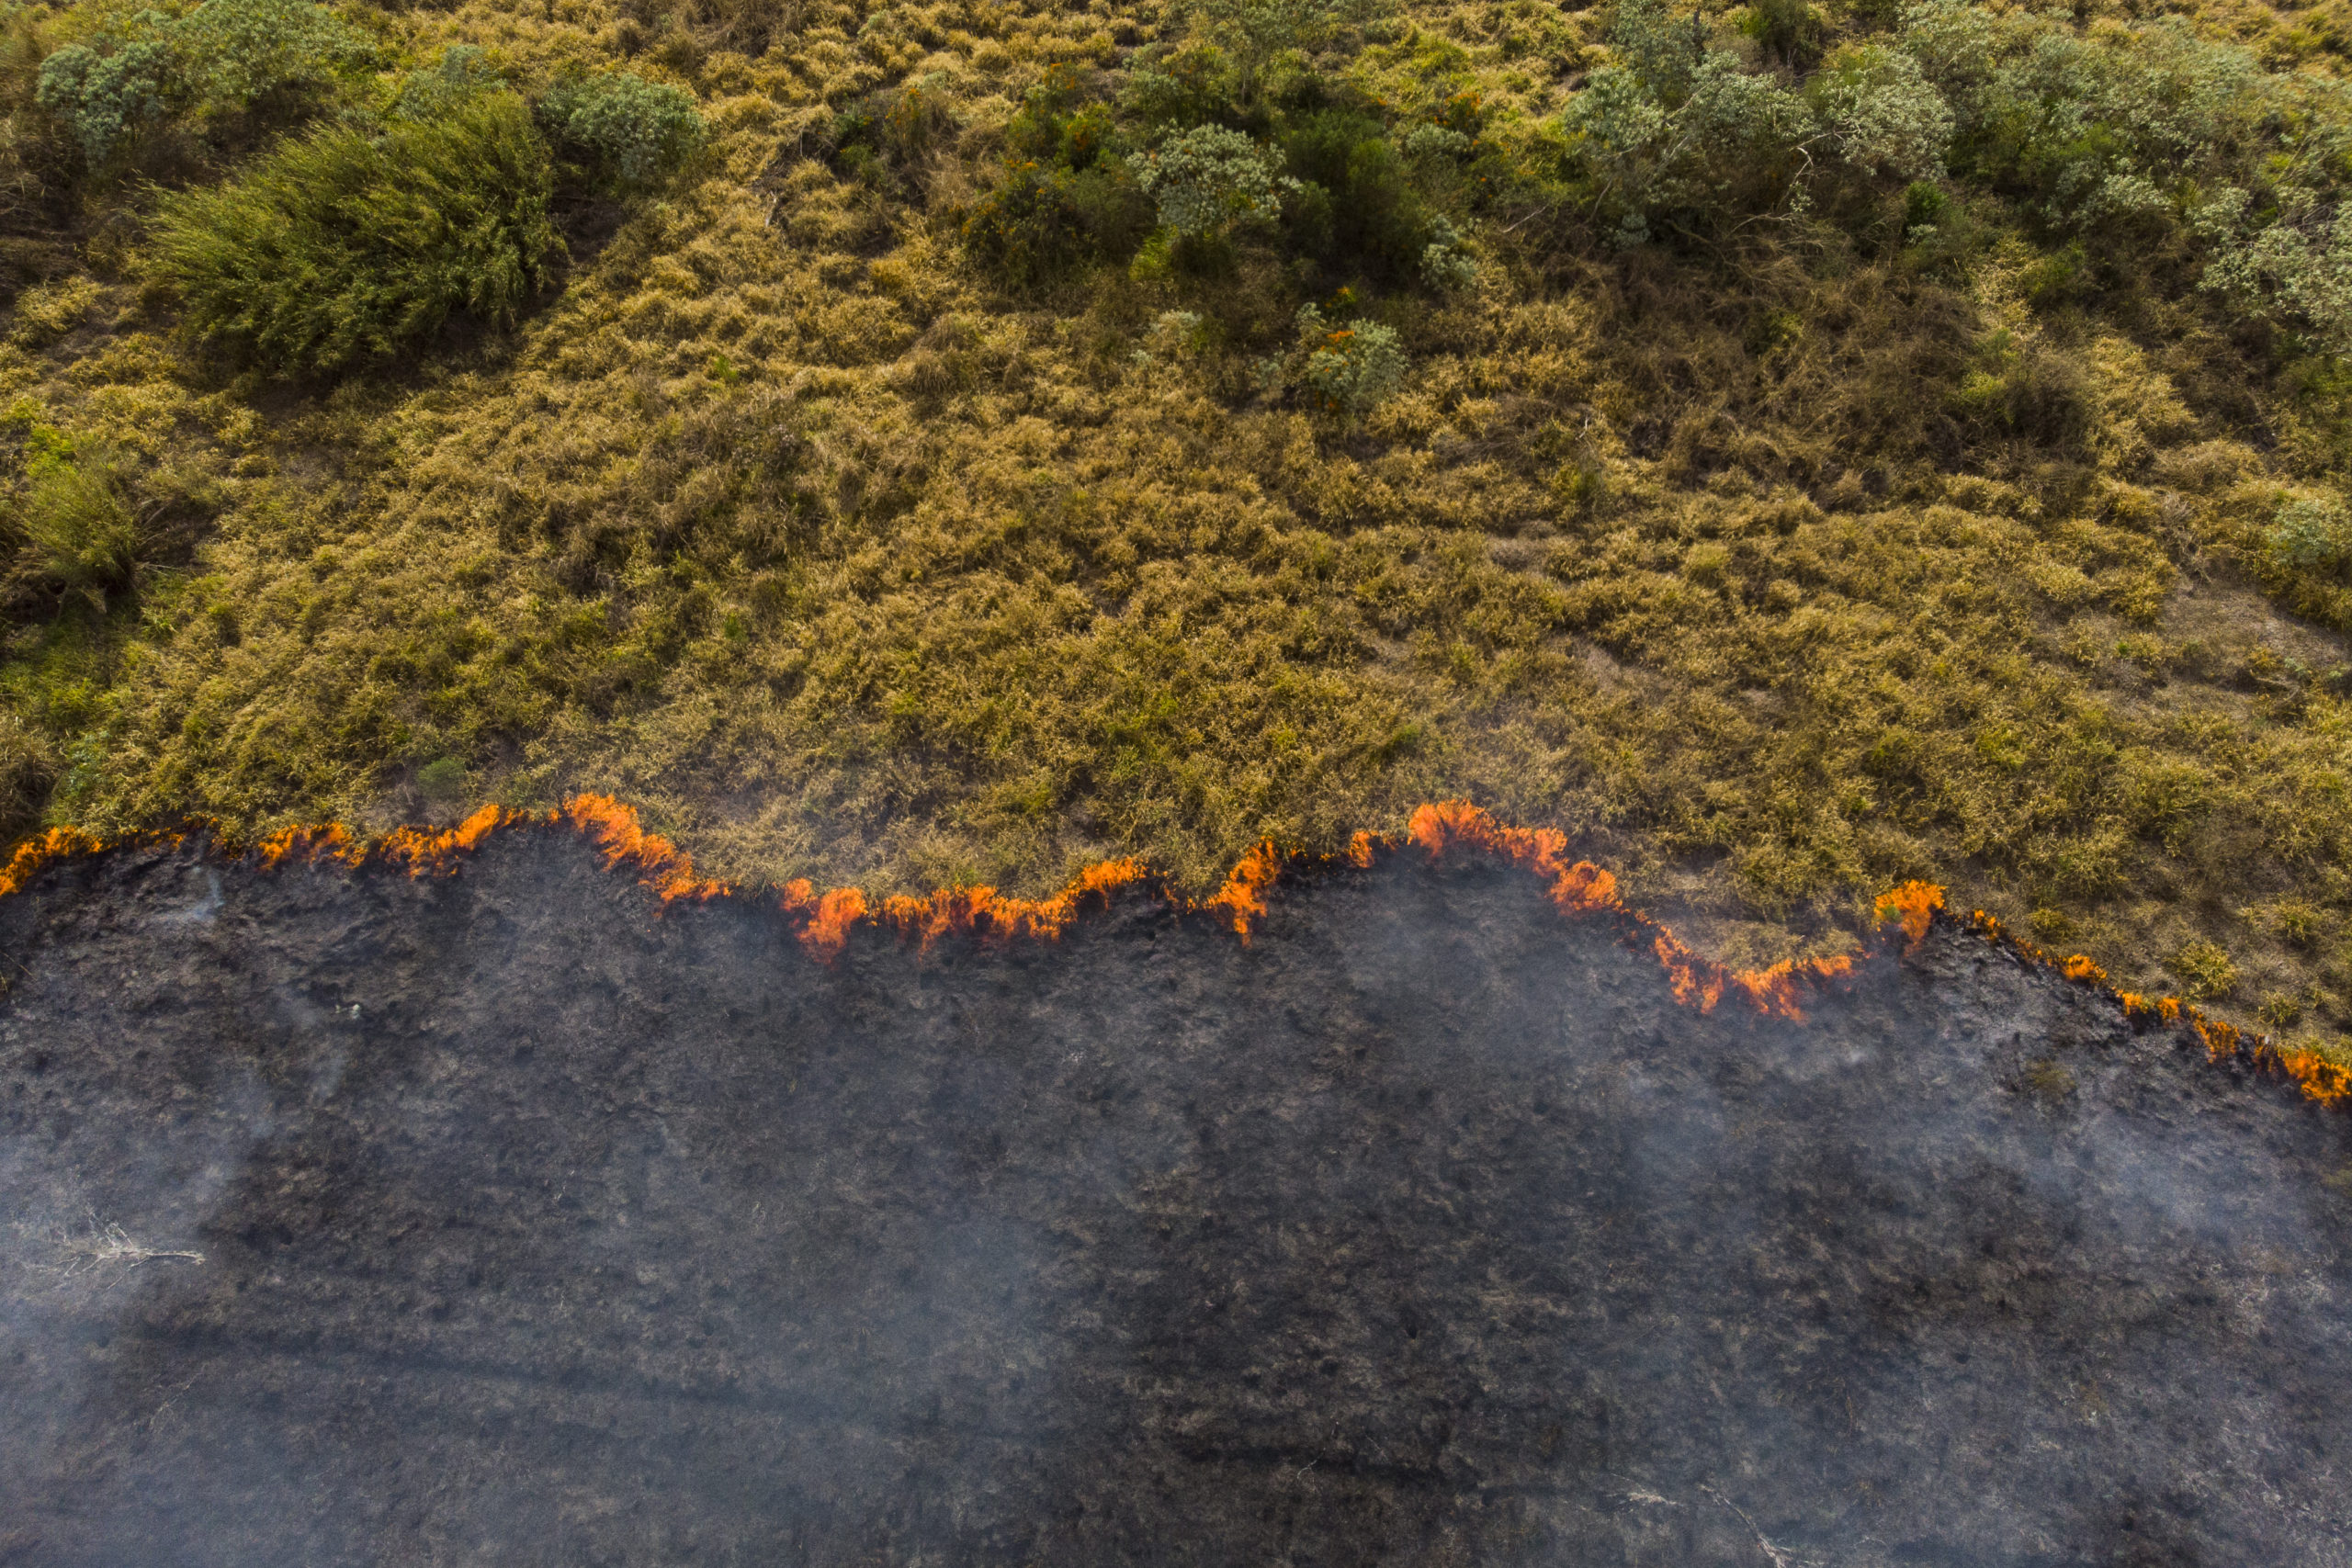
[0,796,2343,1111]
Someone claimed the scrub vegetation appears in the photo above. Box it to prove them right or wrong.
[4,0,2352,1061]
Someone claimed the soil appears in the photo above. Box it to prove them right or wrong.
[1,829,2348,1567]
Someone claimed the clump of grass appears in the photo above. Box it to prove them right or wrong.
[8,276,96,347]
[144,91,560,376]
[415,756,466,805]
[2167,941,2240,1002]
[2021,1057,2078,1109]
[0,705,52,836]
[18,448,138,599]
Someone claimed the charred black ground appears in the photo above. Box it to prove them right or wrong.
[2,832,2349,1566]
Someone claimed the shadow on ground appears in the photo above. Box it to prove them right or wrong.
[1,830,2348,1565]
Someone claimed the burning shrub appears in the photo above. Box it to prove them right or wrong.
[145,90,560,376]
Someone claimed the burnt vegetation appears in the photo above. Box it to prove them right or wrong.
[1,0,2351,1062]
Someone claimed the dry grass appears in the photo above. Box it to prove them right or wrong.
[0,0,2349,1063]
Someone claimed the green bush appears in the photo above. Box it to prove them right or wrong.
[967,70,1151,283]
[415,755,467,803]
[538,71,706,195]
[1129,123,1296,240]
[2254,495,2352,627]
[1741,0,1825,69]
[2267,495,2352,576]
[1283,301,1407,419]
[1282,110,1430,274]
[176,0,367,118]
[1191,0,1388,107]
[1809,43,1952,184]
[34,0,364,171]
[146,90,561,376]
[1118,44,1237,131]
[35,33,173,170]
[390,45,504,124]
[1556,12,1815,244]
[1008,64,1116,168]
[964,159,1150,284]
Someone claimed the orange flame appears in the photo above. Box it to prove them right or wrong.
[255,823,358,870]
[0,795,2344,1112]
[1972,910,2346,1111]
[1404,799,1851,1021]
[562,794,730,902]
[878,858,1150,951]
[375,805,512,875]
[0,825,108,897]
[1204,840,1283,942]
[1873,881,1944,950]
[803,887,868,959]
[2277,1045,2352,1109]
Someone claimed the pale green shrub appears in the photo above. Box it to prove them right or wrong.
[1419,213,1476,290]
[2267,495,2352,575]
[1292,302,1406,418]
[1559,49,1812,243]
[1128,124,1296,239]
[35,31,173,169]
[1190,0,1387,106]
[1810,44,1951,184]
[2197,187,2352,357]
[35,0,364,170]
[538,72,707,195]
[176,0,368,116]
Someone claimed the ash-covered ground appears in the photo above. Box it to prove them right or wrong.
[1,832,2349,1567]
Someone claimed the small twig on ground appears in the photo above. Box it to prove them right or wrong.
[1702,1485,1800,1568]
[56,1223,205,1280]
